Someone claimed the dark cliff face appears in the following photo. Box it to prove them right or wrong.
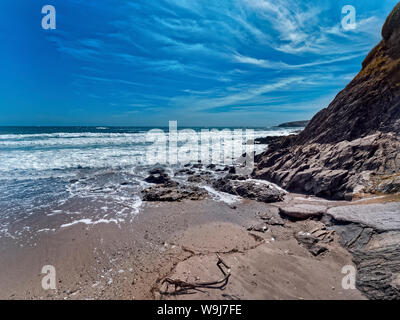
[294,2,400,146]
[254,3,400,199]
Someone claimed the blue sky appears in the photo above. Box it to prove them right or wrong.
[0,0,398,126]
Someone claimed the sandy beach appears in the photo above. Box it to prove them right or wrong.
[3,192,388,300]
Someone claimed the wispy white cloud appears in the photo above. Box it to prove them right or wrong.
[76,75,148,87]
[170,76,305,111]
[233,52,365,69]
[40,0,393,125]
[242,0,382,56]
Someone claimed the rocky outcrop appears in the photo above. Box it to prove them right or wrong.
[212,175,286,203]
[143,168,208,201]
[258,208,286,226]
[279,204,326,220]
[327,202,400,232]
[144,168,177,186]
[324,202,400,300]
[253,3,400,199]
[295,231,329,256]
[142,185,207,202]
[277,120,309,128]
[255,133,400,199]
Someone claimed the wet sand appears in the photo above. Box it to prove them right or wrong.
[0,193,371,300]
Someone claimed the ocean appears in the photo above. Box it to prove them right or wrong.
[0,126,300,242]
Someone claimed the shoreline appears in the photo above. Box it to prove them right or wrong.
[3,192,398,300]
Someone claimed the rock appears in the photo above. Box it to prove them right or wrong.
[187,175,210,183]
[382,2,400,40]
[332,224,374,250]
[175,169,195,176]
[308,245,328,256]
[149,167,166,175]
[308,227,335,243]
[255,136,289,145]
[325,201,400,300]
[144,172,177,187]
[265,216,285,226]
[228,166,236,174]
[279,204,326,220]
[353,241,400,300]
[142,185,207,202]
[254,134,400,199]
[374,174,400,193]
[214,166,230,172]
[187,175,202,183]
[224,174,248,181]
[255,133,400,199]
[252,3,400,199]
[258,207,286,226]
[277,120,309,128]
[332,224,400,300]
[327,202,400,232]
[212,177,286,203]
[247,223,268,233]
[295,231,328,256]
[199,171,212,176]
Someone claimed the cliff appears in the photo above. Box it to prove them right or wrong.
[253,3,400,199]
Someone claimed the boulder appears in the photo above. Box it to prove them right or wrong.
[295,231,328,256]
[279,204,327,220]
[327,202,400,232]
[149,167,166,175]
[187,175,211,183]
[325,201,400,299]
[258,207,286,226]
[213,177,286,203]
[144,172,177,187]
[142,185,207,202]
[174,169,195,176]
[247,223,268,233]
[228,166,236,174]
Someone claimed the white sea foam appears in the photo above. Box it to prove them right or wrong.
[37,228,55,233]
[247,178,288,193]
[0,129,297,177]
[203,186,241,205]
[60,218,123,228]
